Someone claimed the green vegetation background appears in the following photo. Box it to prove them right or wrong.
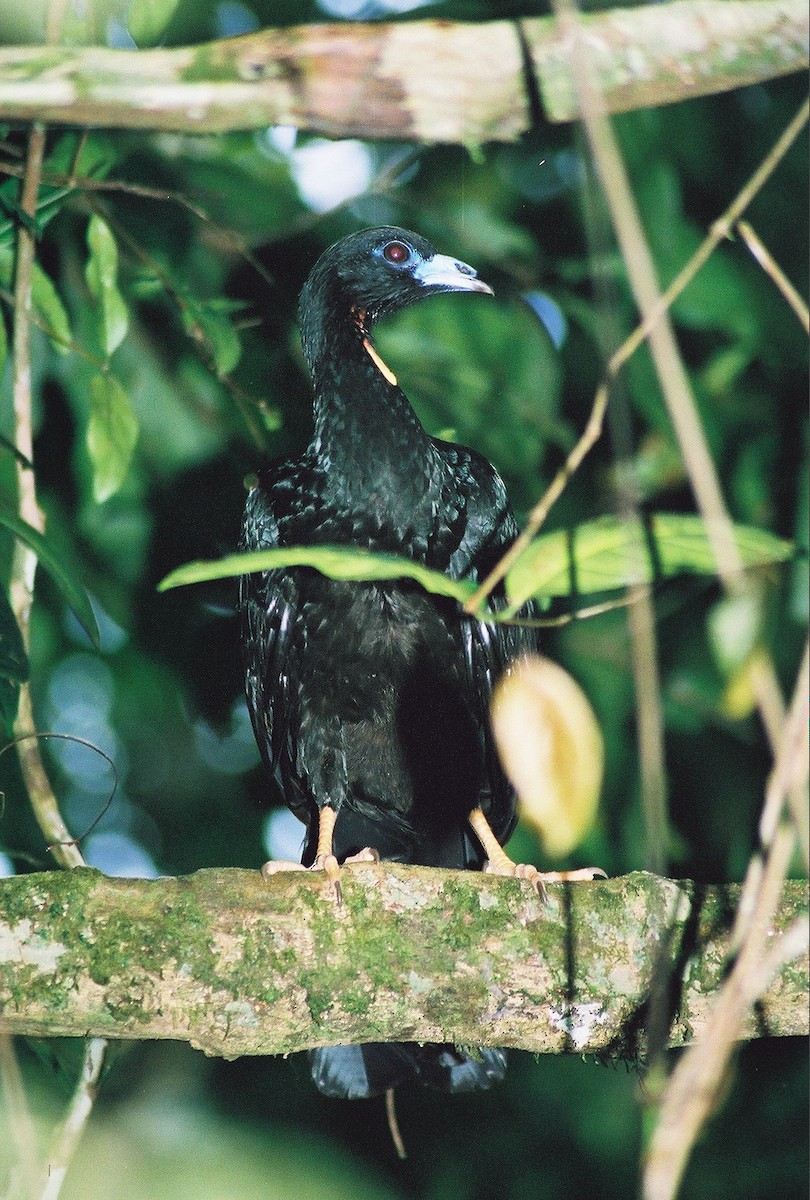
[0,2,806,1197]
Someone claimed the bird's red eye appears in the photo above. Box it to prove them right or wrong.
[382,241,411,265]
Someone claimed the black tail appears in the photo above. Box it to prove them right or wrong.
[309,1043,507,1099]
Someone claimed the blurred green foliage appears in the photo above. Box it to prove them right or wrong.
[0,2,807,1196]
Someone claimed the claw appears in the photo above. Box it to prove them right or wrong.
[534,867,608,883]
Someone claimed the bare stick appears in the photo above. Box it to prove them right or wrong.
[737,218,810,333]
[7,126,83,872]
[7,120,110,1200]
[642,640,809,1200]
[38,1039,107,1200]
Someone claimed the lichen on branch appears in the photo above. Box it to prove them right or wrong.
[1,866,806,1058]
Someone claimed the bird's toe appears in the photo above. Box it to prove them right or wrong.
[260,859,307,879]
[344,846,380,865]
[535,866,608,882]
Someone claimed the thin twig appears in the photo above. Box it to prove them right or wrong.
[606,98,809,382]
[7,118,110,1200]
[8,125,47,633]
[79,178,277,291]
[11,692,83,871]
[8,125,83,872]
[736,218,810,334]
[38,1039,107,1200]
[0,731,120,852]
[497,590,645,629]
[625,584,669,875]
[642,640,809,1200]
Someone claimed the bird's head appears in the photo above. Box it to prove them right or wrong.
[299,227,493,358]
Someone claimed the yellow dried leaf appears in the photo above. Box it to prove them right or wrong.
[491,655,603,857]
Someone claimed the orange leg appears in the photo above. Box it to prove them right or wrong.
[468,807,606,895]
[261,806,378,904]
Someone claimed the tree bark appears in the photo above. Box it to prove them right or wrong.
[0,866,806,1058]
[0,2,805,141]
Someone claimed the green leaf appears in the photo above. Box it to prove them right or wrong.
[31,262,71,353]
[707,591,764,677]
[0,246,71,354]
[0,308,7,378]
[504,514,795,611]
[44,131,119,184]
[127,0,183,46]
[87,373,139,503]
[0,180,73,246]
[158,545,477,606]
[85,215,128,358]
[182,295,242,377]
[0,509,99,648]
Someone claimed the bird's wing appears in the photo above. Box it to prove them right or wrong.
[239,471,307,818]
[447,449,540,844]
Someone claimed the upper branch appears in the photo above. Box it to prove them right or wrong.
[1,866,806,1058]
[0,2,805,141]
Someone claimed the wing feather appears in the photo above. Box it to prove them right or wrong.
[447,449,541,844]
[240,477,305,817]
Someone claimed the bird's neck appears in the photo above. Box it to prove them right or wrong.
[307,310,435,491]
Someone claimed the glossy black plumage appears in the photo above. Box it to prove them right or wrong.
[240,227,538,1097]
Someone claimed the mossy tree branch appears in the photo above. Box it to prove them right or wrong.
[1,866,806,1058]
[0,2,805,141]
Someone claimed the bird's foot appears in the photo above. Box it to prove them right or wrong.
[482,854,607,898]
[311,851,343,901]
[316,846,380,903]
[261,852,343,901]
[469,806,606,898]
[481,851,548,898]
[260,846,380,905]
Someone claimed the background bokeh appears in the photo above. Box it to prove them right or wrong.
[0,2,807,1197]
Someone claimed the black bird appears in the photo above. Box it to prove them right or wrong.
[241,227,540,1099]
